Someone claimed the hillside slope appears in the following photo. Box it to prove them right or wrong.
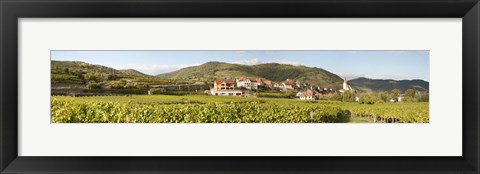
[51,60,121,74]
[157,62,343,87]
[119,69,150,76]
[51,61,151,84]
[348,77,429,92]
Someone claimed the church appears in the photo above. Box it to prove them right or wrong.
[342,78,353,91]
[341,78,358,101]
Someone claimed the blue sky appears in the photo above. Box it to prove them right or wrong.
[51,50,429,81]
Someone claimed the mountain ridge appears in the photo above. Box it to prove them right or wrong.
[348,77,429,92]
[156,61,344,88]
[119,69,150,76]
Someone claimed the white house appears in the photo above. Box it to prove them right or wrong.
[299,89,316,100]
[236,77,263,89]
[210,89,243,96]
[211,79,242,97]
[389,96,404,103]
[282,79,295,90]
[398,96,403,102]
[213,79,235,90]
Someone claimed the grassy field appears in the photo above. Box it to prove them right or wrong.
[51,95,429,123]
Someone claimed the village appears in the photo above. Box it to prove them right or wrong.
[51,74,412,103]
[208,77,373,102]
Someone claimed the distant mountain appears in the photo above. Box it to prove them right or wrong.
[52,61,151,77]
[119,69,150,76]
[51,61,151,84]
[348,77,429,92]
[51,60,121,74]
[156,61,343,87]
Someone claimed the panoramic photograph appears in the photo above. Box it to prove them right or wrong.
[50,50,429,123]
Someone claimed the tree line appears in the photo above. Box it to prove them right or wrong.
[355,88,429,104]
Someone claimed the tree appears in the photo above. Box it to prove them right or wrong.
[86,81,102,89]
[107,80,126,89]
[342,91,355,102]
[359,93,379,104]
[107,74,117,80]
[76,73,86,84]
[405,88,417,98]
[150,88,166,94]
[403,96,417,103]
[124,82,139,89]
[402,88,418,102]
[379,91,389,102]
[85,73,98,82]
[418,91,429,102]
[63,68,70,74]
[390,89,400,102]
[331,93,342,101]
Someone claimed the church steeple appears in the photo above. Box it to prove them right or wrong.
[343,77,351,91]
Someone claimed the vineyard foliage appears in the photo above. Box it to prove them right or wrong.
[51,95,428,123]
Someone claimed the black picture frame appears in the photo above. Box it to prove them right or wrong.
[1,0,479,173]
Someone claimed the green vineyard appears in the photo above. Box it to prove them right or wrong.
[51,95,429,123]
[345,103,429,123]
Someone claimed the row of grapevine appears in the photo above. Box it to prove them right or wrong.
[347,103,429,123]
[51,99,351,123]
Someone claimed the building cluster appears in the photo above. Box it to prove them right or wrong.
[210,79,242,96]
[235,77,272,89]
[296,89,338,100]
[272,78,327,91]
[212,77,276,90]
[210,77,282,96]
[297,78,354,100]
[210,77,356,100]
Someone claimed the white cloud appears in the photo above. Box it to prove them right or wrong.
[115,64,199,75]
[338,72,368,80]
[378,74,425,81]
[233,58,262,65]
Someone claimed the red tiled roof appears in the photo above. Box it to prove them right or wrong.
[215,79,235,85]
[299,90,315,97]
[263,80,272,86]
[284,79,294,85]
[237,77,269,83]
[237,77,249,82]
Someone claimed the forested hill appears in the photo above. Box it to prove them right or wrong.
[348,77,429,92]
[119,69,150,76]
[156,61,344,88]
[51,61,151,84]
[51,60,121,75]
